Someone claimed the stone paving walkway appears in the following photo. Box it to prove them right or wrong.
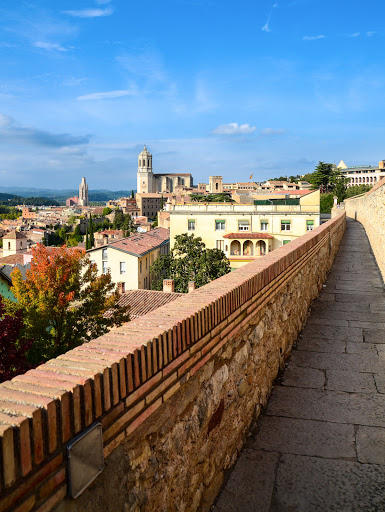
[215,219,385,512]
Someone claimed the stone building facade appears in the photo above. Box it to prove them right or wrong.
[137,145,193,194]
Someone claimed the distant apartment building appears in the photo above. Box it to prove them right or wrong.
[169,190,320,269]
[87,227,170,292]
[338,160,385,187]
[22,207,36,220]
[94,230,124,247]
[136,193,163,219]
[66,196,79,207]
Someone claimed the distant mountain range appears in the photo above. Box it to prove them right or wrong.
[0,186,134,202]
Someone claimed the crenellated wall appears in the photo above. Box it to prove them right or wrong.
[344,178,385,281]
[0,213,346,512]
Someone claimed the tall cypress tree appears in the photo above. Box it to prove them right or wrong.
[89,214,95,248]
[131,189,134,199]
[85,228,90,250]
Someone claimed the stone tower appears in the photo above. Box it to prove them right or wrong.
[137,145,154,194]
[209,176,223,194]
[79,177,89,206]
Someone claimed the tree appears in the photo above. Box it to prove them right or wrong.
[10,245,130,363]
[103,207,112,216]
[85,229,91,250]
[345,184,372,198]
[0,296,32,382]
[88,214,95,248]
[309,162,343,192]
[131,190,135,199]
[150,233,231,293]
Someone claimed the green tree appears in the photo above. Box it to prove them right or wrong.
[85,229,91,250]
[10,245,130,363]
[89,214,95,248]
[150,233,231,293]
[345,184,372,198]
[131,189,135,199]
[320,193,335,214]
[309,162,342,192]
[102,207,112,216]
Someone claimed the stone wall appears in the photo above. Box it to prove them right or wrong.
[0,213,346,512]
[344,178,385,281]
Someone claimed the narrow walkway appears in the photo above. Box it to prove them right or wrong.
[216,219,385,511]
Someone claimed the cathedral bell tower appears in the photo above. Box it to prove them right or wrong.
[137,145,154,193]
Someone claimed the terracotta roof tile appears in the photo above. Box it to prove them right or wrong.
[2,231,27,240]
[0,254,26,265]
[89,227,170,257]
[105,289,183,319]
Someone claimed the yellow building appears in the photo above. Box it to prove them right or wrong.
[87,227,170,292]
[169,190,320,269]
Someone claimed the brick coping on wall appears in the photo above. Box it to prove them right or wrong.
[0,212,346,512]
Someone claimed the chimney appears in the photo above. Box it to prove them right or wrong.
[163,279,174,293]
[188,281,196,293]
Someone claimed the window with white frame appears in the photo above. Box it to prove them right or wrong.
[281,220,291,231]
[238,220,249,231]
[188,219,196,231]
[102,248,107,260]
[102,262,108,274]
[260,220,268,231]
[120,262,126,274]
[215,220,226,231]
[306,220,314,231]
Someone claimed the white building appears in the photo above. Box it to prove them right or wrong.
[87,227,170,293]
[338,160,385,187]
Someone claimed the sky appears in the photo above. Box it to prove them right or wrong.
[0,0,384,190]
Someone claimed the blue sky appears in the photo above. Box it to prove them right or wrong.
[0,0,384,190]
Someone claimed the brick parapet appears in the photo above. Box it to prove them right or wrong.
[0,212,346,511]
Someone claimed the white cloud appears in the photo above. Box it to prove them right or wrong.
[303,35,325,40]
[349,32,360,37]
[64,8,113,18]
[33,41,69,52]
[212,123,256,135]
[260,128,287,136]
[77,89,134,101]
[367,31,376,37]
[261,3,278,33]
[62,77,88,87]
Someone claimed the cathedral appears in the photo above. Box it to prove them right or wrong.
[136,145,193,193]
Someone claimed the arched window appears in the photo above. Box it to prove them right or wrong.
[243,240,254,256]
[230,240,241,255]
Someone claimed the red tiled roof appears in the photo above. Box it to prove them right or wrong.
[105,289,183,319]
[0,254,25,265]
[223,232,274,239]
[89,227,170,257]
[2,231,27,240]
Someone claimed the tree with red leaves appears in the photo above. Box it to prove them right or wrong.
[10,244,129,364]
[0,295,32,383]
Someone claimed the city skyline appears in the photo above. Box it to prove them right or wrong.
[0,0,384,189]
